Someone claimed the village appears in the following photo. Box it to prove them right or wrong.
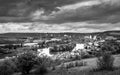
[18,34,120,61]
[0,33,120,60]
[0,33,120,75]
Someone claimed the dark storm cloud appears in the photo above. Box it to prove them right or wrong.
[0,0,85,17]
[32,0,120,24]
[0,0,32,17]
[0,0,17,16]
[0,0,120,33]
[0,0,120,24]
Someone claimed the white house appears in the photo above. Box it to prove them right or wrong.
[37,48,53,57]
[23,43,38,47]
[72,44,85,51]
[93,35,97,40]
[51,38,61,41]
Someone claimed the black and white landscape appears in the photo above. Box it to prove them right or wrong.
[0,0,120,75]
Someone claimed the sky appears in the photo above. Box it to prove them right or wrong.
[0,0,120,33]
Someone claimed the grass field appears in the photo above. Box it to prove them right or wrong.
[46,54,120,75]
[46,69,120,75]
[2,54,120,75]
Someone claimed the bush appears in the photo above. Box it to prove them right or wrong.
[16,51,37,74]
[74,61,86,67]
[34,56,53,75]
[81,51,92,59]
[34,64,48,75]
[97,52,115,71]
[65,62,75,69]
[61,61,86,69]
[71,55,81,61]
[0,59,17,75]
[50,44,75,53]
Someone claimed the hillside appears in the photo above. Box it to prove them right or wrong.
[0,30,120,39]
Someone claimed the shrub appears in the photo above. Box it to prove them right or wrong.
[50,44,75,53]
[0,59,17,75]
[34,64,48,75]
[74,61,86,67]
[66,62,75,69]
[61,61,86,69]
[81,51,91,59]
[34,56,53,75]
[71,55,81,61]
[16,51,37,74]
[97,52,115,71]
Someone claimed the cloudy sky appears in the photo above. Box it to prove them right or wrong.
[0,0,120,33]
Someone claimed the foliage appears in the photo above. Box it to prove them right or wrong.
[16,51,37,74]
[100,40,120,54]
[74,61,86,67]
[61,61,86,69]
[81,51,92,59]
[34,56,53,75]
[71,54,81,61]
[0,59,17,75]
[50,43,75,52]
[34,64,48,75]
[97,52,115,71]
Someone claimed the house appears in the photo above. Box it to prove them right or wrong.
[84,35,92,39]
[72,44,85,51]
[37,48,53,57]
[105,36,117,40]
[51,38,61,41]
[33,39,44,43]
[23,43,38,47]
[116,40,120,43]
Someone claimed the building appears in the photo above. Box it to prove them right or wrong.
[37,48,53,57]
[51,38,61,41]
[105,36,117,40]
[23,43,38,48]
[72,44,85,51]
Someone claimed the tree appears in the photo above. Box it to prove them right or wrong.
[16,51,37,74]
[34,56,53,75]
[97,52,114,71]
[0,59,17,75]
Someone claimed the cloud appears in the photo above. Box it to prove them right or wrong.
[0,0,120,33]
[0,0,85,17]
[31,0,120,24]
[0,22,120,33]
[1,0,120,24]
[0,0,86,22]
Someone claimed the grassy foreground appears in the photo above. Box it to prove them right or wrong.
[46,69,120,75]
[2,53,120,75]
[46,54,120,75]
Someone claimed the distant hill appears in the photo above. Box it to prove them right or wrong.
[0,30,120,39]
[0,30,119,44]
